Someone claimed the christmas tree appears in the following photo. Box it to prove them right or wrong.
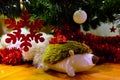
[23,0,120,31]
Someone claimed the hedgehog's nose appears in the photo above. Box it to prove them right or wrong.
[92,55,99,64]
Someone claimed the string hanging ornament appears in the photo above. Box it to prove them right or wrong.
[73,8,87,24]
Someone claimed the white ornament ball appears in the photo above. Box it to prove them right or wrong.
[73,9,87,24]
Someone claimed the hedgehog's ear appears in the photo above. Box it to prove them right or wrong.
[69,50,74,56]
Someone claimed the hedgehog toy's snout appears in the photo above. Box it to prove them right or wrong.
[92,55,99,64]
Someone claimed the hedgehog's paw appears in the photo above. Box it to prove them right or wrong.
[66,65,75,77]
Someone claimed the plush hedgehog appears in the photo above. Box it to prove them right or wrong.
[41,41,99,77]
[43,50,98,77]
[0,28,53,64]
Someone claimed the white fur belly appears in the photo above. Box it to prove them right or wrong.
[43,58,68,73]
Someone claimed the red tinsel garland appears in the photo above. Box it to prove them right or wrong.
[0,48,22,65]
[54,23,120,63]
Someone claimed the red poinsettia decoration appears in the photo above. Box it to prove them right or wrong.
[50,34,67,44]
[50,29,67,44]
[4,10,45,52]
